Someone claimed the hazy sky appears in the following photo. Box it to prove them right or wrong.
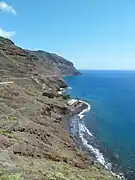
[0,0,135,69]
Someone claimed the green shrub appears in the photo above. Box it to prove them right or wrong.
[0,173,22,180]
[62,95,71,100]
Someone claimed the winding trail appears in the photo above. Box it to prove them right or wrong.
[0,81,13,85]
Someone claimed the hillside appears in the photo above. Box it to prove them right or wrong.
[0,36,80,79]
[0,36,116,180]
[27,50,80,76]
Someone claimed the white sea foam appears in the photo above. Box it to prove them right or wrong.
[68,87,72,90]
[78,122,125,179]
[75,99,124,179]
[78,123,93,137]
[78,100,91,119]
[76,99,108,168]
[76,99,93,136]
[79,125,108,168]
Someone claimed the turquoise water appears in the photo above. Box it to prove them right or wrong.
[65,70,135,179]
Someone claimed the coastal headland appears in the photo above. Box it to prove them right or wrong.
[0,36,117,179]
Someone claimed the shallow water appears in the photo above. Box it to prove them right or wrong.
[65,70,135,180]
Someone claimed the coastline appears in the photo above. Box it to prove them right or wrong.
[67,98,124,180]
[0,36,119,179]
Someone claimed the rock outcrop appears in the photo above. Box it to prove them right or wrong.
[27,50,81,76]
[0,36,80,79]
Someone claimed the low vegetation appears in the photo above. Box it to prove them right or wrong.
[62,94,72,100]
[0,173,22,180]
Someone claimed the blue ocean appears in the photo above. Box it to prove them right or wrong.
[65,70,135,180]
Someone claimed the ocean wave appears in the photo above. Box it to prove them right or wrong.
[78,121,125,179]
[78,100,91,119]
[77,100,110,169]
[78,123,93,137]
[76,99,125,179]
[78,122,109,169]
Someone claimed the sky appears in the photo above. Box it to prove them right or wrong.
[0,0,135,70]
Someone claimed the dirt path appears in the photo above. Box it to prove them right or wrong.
[0,81,13,85]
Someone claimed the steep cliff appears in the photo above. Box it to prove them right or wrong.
[27,50,81,76]
[0,36,80,78]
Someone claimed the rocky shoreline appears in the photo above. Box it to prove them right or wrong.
[64,99,89,121]
[67,99,124,180]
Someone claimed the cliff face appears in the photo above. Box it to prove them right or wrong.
[27,50,81,76]
[0,36,80,78]
[0,36,116,180]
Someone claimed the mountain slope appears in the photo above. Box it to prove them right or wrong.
[27,50,81,76]
[0,36,116,180]
[0,36,80,78]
